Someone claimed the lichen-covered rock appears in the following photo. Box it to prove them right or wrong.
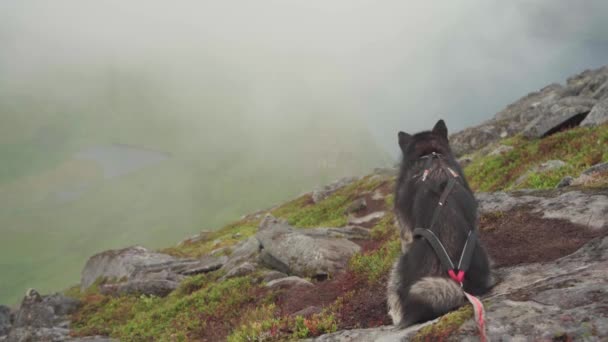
[256,216,361,278]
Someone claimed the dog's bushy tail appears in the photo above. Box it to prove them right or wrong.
[388,266,465,327]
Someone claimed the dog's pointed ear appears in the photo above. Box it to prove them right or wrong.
[432,119,448,139]
[398,131,412,151]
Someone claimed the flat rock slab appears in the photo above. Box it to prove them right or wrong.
[476,189,608,229]
[266,276,314,289]
[81,246,179,289]
[81,246,227,291]
[582,98,608,126]
[257,216,361,278]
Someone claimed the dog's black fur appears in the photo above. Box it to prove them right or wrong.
[387,120,494,328]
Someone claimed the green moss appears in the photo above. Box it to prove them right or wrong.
[384,194,395,209]
[162,220,259,258]
[228,303,338,341]
[273,175,389,228]
[465,124,608,192]
[72,276,260,341]
[349,238,401,283]
[370,213,398,241]
[412,305,473,341]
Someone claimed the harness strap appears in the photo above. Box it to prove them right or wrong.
[413,228,455,270]
[413,228,478,278]
[458,230,477,271]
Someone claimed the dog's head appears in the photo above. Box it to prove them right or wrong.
[398,119,451,163]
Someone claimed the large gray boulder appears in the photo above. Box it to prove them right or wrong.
[256,216,361,279]
[581,98,608,126]
[310,234,608,341]
[81,246,177,290]
[522,96,597,138]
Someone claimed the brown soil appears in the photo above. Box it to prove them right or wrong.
[335,275,392,329]
[276,272,360,317]
[479,209,605,267]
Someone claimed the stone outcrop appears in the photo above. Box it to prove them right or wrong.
[582,98,608,126]
[0,289,117,342]
[476,188,608,229]
[80,246,227,297]
[450,66,608,156]
[256,215,361,279]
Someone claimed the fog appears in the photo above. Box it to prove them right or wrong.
[1,0,607,304]
[2,1,608,152]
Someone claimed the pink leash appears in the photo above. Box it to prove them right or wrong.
[463,290,488,342]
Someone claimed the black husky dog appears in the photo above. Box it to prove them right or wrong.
[387,119,494,327]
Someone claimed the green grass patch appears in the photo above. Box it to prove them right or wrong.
[349,238,400,284]
[412,305,473,341]
[72,275,261,341]
[161,220,259,258]
[272,175,388,228]
[370,213,398,241]
[465,124,608,192]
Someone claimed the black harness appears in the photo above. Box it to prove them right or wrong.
[413,152,478,285]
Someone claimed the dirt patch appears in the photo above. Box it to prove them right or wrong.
[275,270,392,330]
[276,272,360,317]
[335,275,392,329]
[198,287,271,342]
[480,209,605,267]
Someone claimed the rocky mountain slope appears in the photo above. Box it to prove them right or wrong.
[1,66,608,341]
